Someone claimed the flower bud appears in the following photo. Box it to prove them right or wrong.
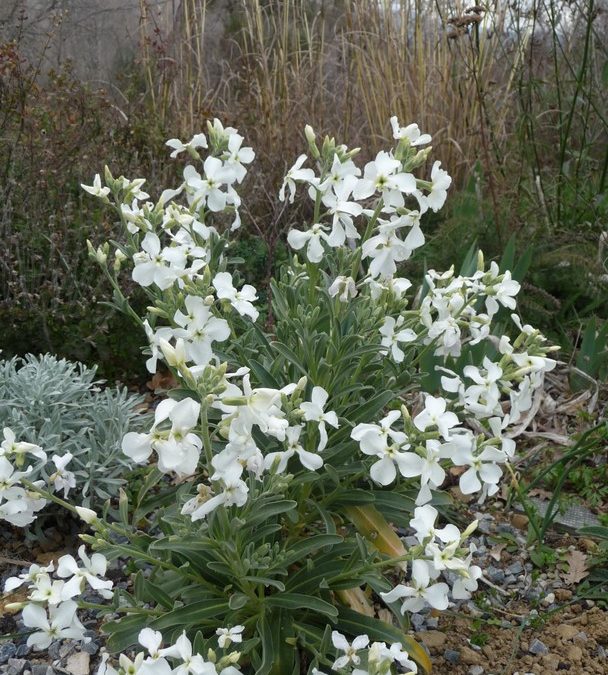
[76,506,98,524]
[304,125,320,160]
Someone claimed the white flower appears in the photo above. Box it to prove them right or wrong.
[353,151,416,207]
[166,133,208,158]
[328,276,357,302]
[223,133,255,183]
[81,174,110,199]
[1,428,47,464]
[265,425,323,472]
[28,574,65,605]
[279,154,317,203]
[75,506,98,524]
[122,398,202,477]
[216,625,244,648]
[159,631,209,675]
[182,479,249,521]
[132,232,186,290]
[381,559,449,613]
[322,175,363,246]
[174,295,231,365]
[300,387,339,451]
[57,545,114,600]
[4,562,54,594]
[213,272,259,321]
[426,161,452,212]
[362,229,411,279]
[48,454,76,497]
[287,223,331,263]
[390,117,432,146]
[22,601,84,650]
[413,395,459,439]
[331,631,369,669]
[184,158,237,212]
[379,316,416,362]
[451,439,506,496]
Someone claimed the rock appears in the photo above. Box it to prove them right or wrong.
[505,574,517,585]
[0,644,16,665]
[65,652,90,675]
[596,645,607,658]
[13,646,29,660]
[425,616,439,629]
[511,514,529,529]
[541,592,555,606]
[555,589,573,601]
[47,643,61,661]
[444,649,460,664]
[461,646,483,665]
[574,631,587,641]
[418,631,447,651]
[566,645,583,661]
[529,638,549,655]
[411,614,425,631]
[31,666,54,675]
[82,641,99,655]
[506,561,523,575]
[469,667,484,675]
[486,566,505,584]
[555,624,579,641]
[6,658,31,675]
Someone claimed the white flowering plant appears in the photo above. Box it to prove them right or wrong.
[3,118,557,674]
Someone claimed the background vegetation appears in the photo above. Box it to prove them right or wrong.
[1,0,607,380]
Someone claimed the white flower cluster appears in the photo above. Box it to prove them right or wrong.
[283,118,446,272]
[180,381,338,521]
[3,546,112,650]
[98,626,243,675]
[312,630,417,675]
[0,427,75,526]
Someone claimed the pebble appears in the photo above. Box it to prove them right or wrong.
[31,667,54,675]
[46,644,61,662]
[65,651,90,675]
[425,616,439,629]
[469,667,484,675]
[411,614,426,631]
[418,631,447,651]
[6,658,31,675]
[82,641,100,655]
[541,592,555,606]
[12,647,29,660]
[506,561,523,575]
[486,566,505,584]
[444,649,461,664]
[529,638,549,655]
[0,645,16,666]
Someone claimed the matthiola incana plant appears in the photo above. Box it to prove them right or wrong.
[3,117,556,673]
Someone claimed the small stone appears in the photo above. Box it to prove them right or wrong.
[418,631,447,651]
[65,651,90,675]
[425,617,439,629]
[0,644,16,665]
[82,641,99,655]
[411,614,425,631]
[444,649,460,664]
[529,638,549,655]
[555,589,573,601]
[507,561,523,575]
[461,646,483,665]
[47,643,61,661]
[7,658,31,675]
[541,592,555,606]
[13,646,29,660]
[486,566,505,584]
[504,574,517,585]
[566,645,582,661]
[555,625,579,641]
[469,667,484,675]
[596,645,607,658]
[511,514,529,529]
[31,666,53,675]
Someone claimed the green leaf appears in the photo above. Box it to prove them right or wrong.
[265,593,338,618]
[271,341,308,376]
[282,534,343,565]
[150,599,229,630]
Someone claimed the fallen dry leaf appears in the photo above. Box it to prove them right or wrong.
[489,542,507,562]
[563,549,589,585]
[147,370,178,392]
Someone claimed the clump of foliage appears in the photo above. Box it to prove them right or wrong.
[0,353,149,506]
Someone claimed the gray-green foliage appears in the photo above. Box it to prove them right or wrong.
[0,353,150,505]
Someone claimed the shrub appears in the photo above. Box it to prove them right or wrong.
[3,119,556,673]
[0,353,150,507]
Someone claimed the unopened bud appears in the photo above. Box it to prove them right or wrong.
[76,506,98,525]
